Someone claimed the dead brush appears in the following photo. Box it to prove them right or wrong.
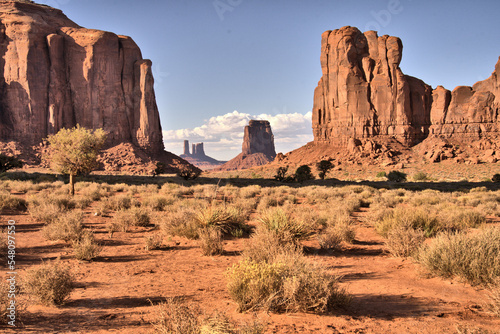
[144,233,164,251]
[198,226,224,256]
[385,226,425,257]
[258,207,315,245]
[23,259,74,306]
[150,298,200,334]
[72,230,102,261]
[194,204,246,237]
[41,210,84,242]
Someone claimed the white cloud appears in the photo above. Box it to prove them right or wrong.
[163,110,313,161]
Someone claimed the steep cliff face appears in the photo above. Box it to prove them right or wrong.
[0,0,163,153]
[312,26,499,148]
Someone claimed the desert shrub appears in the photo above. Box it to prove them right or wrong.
[105,194,133,211]
[412,172,428,181]
[0,228,7,257]
[274,166,289,182]
[438,208,486,231]
[375,206,439,238]
[23,260,74,306]
[41,210,84,242]
[0,154,23,174]
[0,193,26,212]
[387,170,407,182]
[385,226,425,257]
[113,207,151,232]
[294,165,314,183]
[376,171,386,178]
[486,279,500,317]
[240,185,261,198]
[178,166,201,180]
[72,231,101,261]
[28,201,66,224]
[151,298,200,334]
[316,160,333,180]
[143,194,175,211]
[493,174,500,183]
[198,226,224,256]
[200,312,266,334]
[194,205,246,236]
[258,208,314,245]
[157,208,199,239]
[242,226,302,263]
[417,228,500,285]
[144,233,164,251]
[317,227,343,250]
[227,252,350,313]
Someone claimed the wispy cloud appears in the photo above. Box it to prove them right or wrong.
[163,110,313,160]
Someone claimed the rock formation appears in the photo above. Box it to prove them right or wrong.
[0,0,163,153]
[312,26,499,150]
[180,140,225,170]
[216,120,277,171]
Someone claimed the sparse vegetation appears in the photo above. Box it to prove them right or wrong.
[387,170,407,182]
[72,230,102,261]
[417,228,500,285]
[492,173,500,183]
[198,226,224,256]
[23,259,74,306]
[294,165,314,182]
[178,166,201,180]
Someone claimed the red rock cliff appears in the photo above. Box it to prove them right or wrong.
[0,0,163,153]
[312,26,499,147]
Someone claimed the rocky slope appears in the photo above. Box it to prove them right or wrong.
[0,0,162,153]
[312,26,499,150]
[216,120,277,171]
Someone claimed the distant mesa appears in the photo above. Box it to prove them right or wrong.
[0,0,197,174]
[180,140,226,170]
[216,120,277,171]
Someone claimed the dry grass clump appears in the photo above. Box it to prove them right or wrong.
[258,207,315,245]
[151,298,200,334]
[417,228,500,285]
[198,226,224,256]
[112,207,151,232]
[437,207,486,231]
[0,192,26,212]
[41,210,84,242]
[28,201,67,224]
[385,226,425,257]
[226,251,350,313]
[72,231,101,261]
[194,205,247,237]
[142,194,175,211]
[151,298,265,334]
[101,194,134,211]
[242,226,302,263]
[317,210,355,250]
[156,207,199,239]
[239,185,261,199]
[144,233,164,251]
[23,260,74,306]
[76,182,109,201]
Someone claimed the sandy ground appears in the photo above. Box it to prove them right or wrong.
[1,193,499,334]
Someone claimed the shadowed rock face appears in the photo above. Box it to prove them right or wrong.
[0,1,163,153]
[312,26,499,147]
[242,120,276,159]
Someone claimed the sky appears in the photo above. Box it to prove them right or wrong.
[39,0,500,160]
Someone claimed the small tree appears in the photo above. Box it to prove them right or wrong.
[47,125,106,195]
[387,170,407,183]
[0,154,23,173]
[316,160,333,180]
[274,166,289,182]
[177,166,201,180]
[294,165,314,183]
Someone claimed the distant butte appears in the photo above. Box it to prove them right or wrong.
[180,140,226,170]
[216,120,277,171]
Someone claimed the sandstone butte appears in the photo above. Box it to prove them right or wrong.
[311,26,500,151]
[216,120,277,171]
[0,0,196,174]
[180,140,226,171]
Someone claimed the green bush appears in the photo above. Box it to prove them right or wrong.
[294,165,314,183]
[316,160,333,180]
[493,174,500,183]
[23,260,74,306]
[376,171,387,178]
[412,172,428,181]
[417,228,500,285]
[387,170,407,182]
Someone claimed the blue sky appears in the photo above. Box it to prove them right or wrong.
[39,0,500,160]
